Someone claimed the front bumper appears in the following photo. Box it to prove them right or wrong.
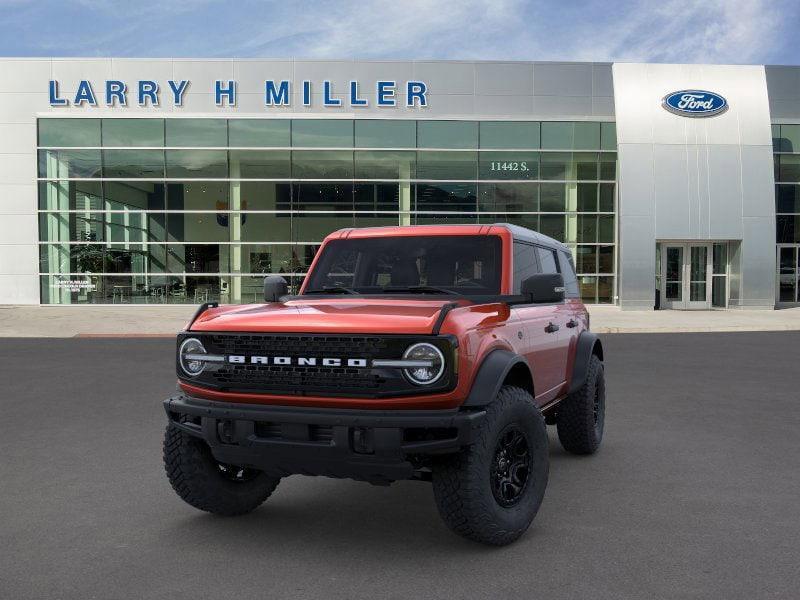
[164,394,486,484]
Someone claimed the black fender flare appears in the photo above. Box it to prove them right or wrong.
[462,349,532,407]
[568,331,603,394]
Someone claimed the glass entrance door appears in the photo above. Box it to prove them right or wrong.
[660,243,712,309]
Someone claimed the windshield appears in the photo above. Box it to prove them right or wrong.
[303,235,502,296]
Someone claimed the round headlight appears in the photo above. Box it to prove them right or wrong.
[403,342,445,385]
[179,337,207,377]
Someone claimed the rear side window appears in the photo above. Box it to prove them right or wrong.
[558,250,580,298]
[536,247,560,274]
[513,242,541,293]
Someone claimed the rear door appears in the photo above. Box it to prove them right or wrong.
[533,245,572,396]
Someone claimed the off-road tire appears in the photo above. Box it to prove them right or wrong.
[556,354,605,455]
[431,386,549,546]
[163,422,280,515]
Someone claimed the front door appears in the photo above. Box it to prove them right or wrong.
[660,243,712,309]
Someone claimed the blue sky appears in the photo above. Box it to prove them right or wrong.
[1,0,798,65]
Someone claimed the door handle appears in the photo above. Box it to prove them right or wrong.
[545,322,559,333]
[566,319,578,328]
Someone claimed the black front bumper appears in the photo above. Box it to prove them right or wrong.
[163,395,486,484]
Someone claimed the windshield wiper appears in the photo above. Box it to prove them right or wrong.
[382,285,459,295]
[304,286,360,295]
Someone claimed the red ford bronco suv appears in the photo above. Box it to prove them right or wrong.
[163,224,605,545]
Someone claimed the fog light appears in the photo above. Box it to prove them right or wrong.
[402,342,445,385]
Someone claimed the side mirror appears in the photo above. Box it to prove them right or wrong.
[263,275,288,302]
[521,273,565,304]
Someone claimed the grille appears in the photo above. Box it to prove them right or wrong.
[202,334,392,395]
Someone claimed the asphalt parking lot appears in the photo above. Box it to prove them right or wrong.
[1,333,799,599]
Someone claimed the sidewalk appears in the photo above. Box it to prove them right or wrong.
[2,304,800,337]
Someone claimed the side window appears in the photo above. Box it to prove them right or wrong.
[513,242,540,293]
[536,246,559,274]
[558,250,580,298]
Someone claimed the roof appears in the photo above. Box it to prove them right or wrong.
[329,223,568,253]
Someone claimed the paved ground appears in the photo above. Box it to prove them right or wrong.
[1,333,799,599]
[4,303,800,336]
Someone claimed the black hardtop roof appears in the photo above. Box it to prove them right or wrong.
[496,223,569,253]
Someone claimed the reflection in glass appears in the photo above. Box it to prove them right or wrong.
[479,183,538,212]
[38,149,102,178]
[102,119,164,147]
[479,122,540,149]
[292,120,353,147]
[355,120,416,148]
[229,120,290,147]
[166,150,228,178]
[229,150,290,179]
[415,183,477,212]
[479,152,539,180]
[416,151,477,180]
[354,151,415,179]
[166,119,227,147]
[292,150,353,179]
[39,119,101,147]
[103,150,164,178]
[417,121,478,149]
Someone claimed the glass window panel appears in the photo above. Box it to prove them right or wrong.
[38,180,104,210]
[478,183,538,212]
[540,152,571,180]
[240,212,292,242]
[354,183,401,212]
[291,120,353,147]
[578,215,597,243]
[105,181,165,211]
[415,183,477,212]
[102,119,164,147]
[38,242,166,275]
[237,244,310,275]
[597,276,613,303]
[479,122,540,149]
[165,119,227,147]
[778,155,800,182]
[38,119,100,147]
[39,211,104,243]
[599,183,615,212]
[711,276,726,307]
[238,181,291,211]
[713,243,727,275]
[103,149,164,178]
[229,119,290,147]
[772,124,781,151]
[354,151,416,179]
[293,212,355,242]
[598,215,614,243]
[229,150,290,179]
[539,183,566,211]
[776,215,800,243]
[479,152,539,179]
[292,150,353,179]
[598,245,614,273]
[168,212,229,243]
[480,213,539,231]
[167,182,229,211]
[776,185,800,213]
[600,122,617,151]
[167,244,228,273]
[579,275,598,302]
[575,153,599,180]
[539,214,566,241]
[414,213,479,225]
[574,122,601,150]
[354,120,416,148]
[38,149,102,178]
[416,151,477,180]
[541,122,574,150]
[166,150,227,178]
[577,183,598,212]
[576,245,597,273]
[600,153,616,180]
[780,125,800,153]
[417,121,478,149]
[293,182,354,212]
[779,246,796,274]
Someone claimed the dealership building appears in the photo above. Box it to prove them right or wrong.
[0,58,799,309]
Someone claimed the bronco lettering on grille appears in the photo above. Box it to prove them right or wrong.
[227,355,369,368]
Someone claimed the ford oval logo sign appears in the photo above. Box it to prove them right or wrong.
[662,90,728,117]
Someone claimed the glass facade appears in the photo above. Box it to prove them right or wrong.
[37,118,617,304]
[774,124,800,303]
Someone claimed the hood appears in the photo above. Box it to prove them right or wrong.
[189,298,463,335]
